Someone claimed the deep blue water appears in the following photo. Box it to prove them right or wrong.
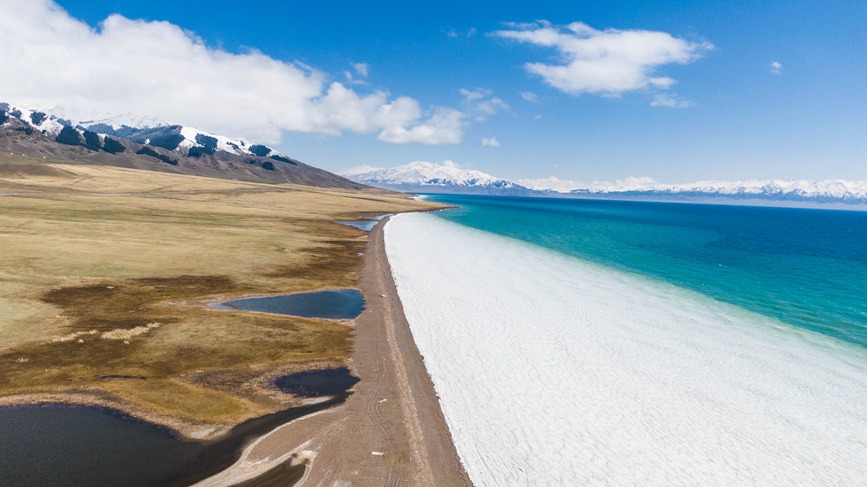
[428,195,867,348]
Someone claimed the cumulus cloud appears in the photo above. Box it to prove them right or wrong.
[481,136,501,148]
[493,21,712,96]
[0,0,461,144]
[650,93,694,108]
[460,88,510,121]
[377,108,464,144]
[770,61,782,75]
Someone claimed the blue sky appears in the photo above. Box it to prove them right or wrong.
[4,0,866,184]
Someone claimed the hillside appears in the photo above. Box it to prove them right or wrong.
[0,102,370,190]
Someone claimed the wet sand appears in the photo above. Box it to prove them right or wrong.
[198,217,471,486]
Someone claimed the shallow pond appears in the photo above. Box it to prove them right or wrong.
[217,289,365,319]
[336,213,392,232]
[337,220,377,232]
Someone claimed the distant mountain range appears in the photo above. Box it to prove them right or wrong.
[0,102,367,189]
[341,161,539,196]
[5,102,863,206]
[563,179,867,204]
[344,161,867,206]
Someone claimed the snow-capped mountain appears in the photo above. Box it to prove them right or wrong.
[344,161,867,205]
[556,178,867,204]
[0,102,291,161]
[341,161,538,195]
[0,102,367,189]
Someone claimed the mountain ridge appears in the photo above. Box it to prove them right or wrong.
[558,179,867,204]
[344,161,867,205]
[0,102,370,190]
[341,161,540,196]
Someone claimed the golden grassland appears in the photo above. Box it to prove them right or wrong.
[0,156,439,436]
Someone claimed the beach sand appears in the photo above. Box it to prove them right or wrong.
[197,217,470,486]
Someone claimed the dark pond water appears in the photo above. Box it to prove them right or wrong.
[0,397,344,487]
[218,289,365,319]
[274,367,360,397]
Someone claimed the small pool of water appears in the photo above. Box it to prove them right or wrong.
[337,220,377,232]
[217,289,365,319]
[336,214,393,232]
[274,367,360,397]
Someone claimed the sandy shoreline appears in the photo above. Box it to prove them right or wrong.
[197,216,471,486]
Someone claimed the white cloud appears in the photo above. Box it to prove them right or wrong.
[597,176,658,189]
[340,164,382,176]
[343,62,370,84]
[493,21,712,96]
[377,108,464,144]
[0,0,461,145]
[517,176,584,192]
[770,61,782,75]
[518,175,660,192]
[352,62,369,78]
[520,91,539,102]
[650,93,694,109]
[460,88,488,102]
[460,88,510,121]
[481,136,501,148]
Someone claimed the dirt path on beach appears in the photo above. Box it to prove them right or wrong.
[197,218,471,486]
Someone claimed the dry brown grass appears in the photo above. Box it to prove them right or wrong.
[0,158,439,432]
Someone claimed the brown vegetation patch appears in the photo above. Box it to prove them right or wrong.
[42,275,242,330]
[0,272,355,424]
[261,236,366,285]
[0,252,361,427]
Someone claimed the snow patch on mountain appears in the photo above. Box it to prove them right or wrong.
[0,104,67,135]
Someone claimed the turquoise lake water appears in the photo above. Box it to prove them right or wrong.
[428,195,867,348]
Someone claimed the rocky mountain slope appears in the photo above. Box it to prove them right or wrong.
[0,103,368,189]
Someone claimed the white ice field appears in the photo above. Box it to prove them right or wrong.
[385,213,867,486]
